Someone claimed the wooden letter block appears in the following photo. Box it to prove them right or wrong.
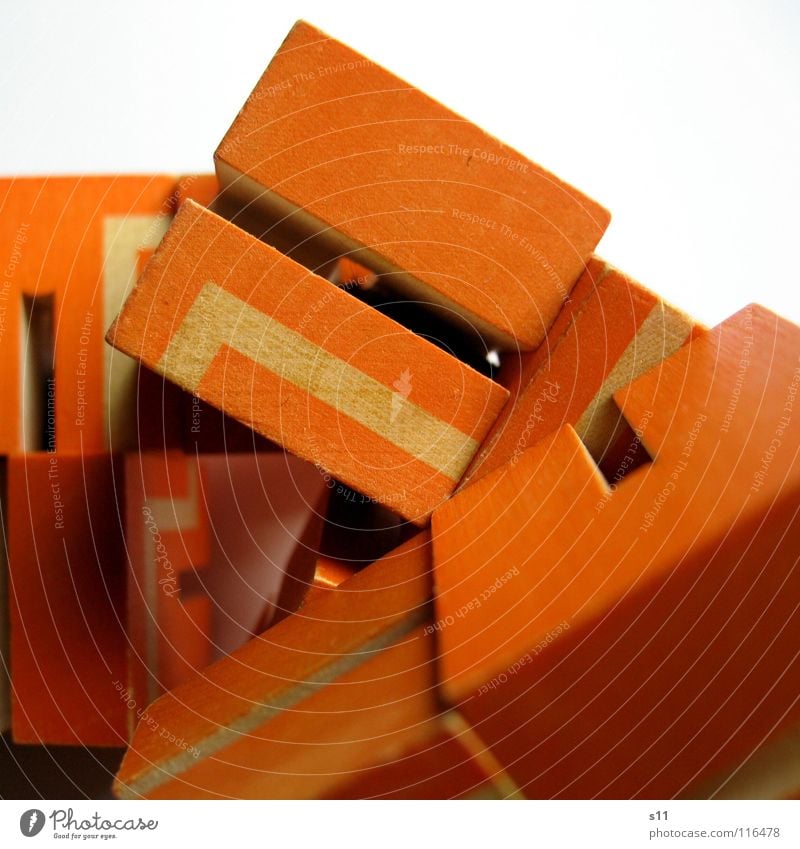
[215,21,611,351]
[8,454,127,746]
[432,305,800,798]
[0,175,222,456]
[107,200,508,525]
[461,257,698,488]
[0,176,183,454]
[114,533,444,799]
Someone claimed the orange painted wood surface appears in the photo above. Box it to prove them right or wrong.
[461,257,697,488]
[8,453,128,746]
[107,200,508,524]
[215,20,610,352]
[0,176,179,453]
[114,533,440,799]
[325,715,505,800]
[0,175,224,455]
[433,304,800,798]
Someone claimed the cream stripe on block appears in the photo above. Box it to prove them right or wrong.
[103,214,171,451]
[116,607,428,799]
[156,283,480,482]
[576,302,694,458]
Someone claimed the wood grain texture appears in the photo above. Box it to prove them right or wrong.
[114,532,441,799]
[461,257,698,488]
[432,304,800,798]
[8,453,127,746]
[107,200,508,524]
[215,20,610,351]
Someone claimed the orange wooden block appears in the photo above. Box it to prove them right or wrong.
[0,176,189,454]
[179,391,279,454]
[114,533,442,799]
[433,304,800,798]
[107,200,508,525]
[0,174,224,456]
[214,20,610,352]
[461,257,698,488]
[8,453,127,746]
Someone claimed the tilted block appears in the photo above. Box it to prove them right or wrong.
[107,200,508,525]
[215,20,610,351]
[433,304,800,798]
[461,256,698,488]
[114,533,444,799]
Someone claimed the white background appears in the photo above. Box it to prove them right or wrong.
[1,0,799,326]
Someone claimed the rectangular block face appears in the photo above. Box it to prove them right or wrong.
[8,454,127,746]
[461,258,697,487]
[215,21,611,351]
[107,201,508,525]
[432,306,800,799]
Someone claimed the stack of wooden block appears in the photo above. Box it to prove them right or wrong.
[2,21,798,800]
